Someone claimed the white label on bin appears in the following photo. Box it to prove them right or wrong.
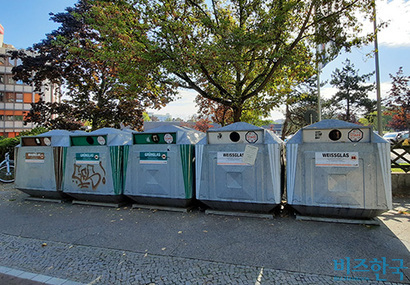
[315,152,359,167]
[242,145,258,165]
[217,152,250,166]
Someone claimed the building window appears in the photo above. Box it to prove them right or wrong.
[5,92,15,102]
[0,92,3,102]
[0,115,3,121]
[6,76,14,84]
[0,75,3,84]
[16,93,23,103]
[0,56,5,66]
[5,115,14,121]
[7,58,15,67]
[15,115,23,121]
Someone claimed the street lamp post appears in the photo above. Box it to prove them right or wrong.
[373,2,383,134]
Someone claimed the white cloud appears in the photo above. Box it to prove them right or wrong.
[147,89,198,120]
[376,0,410,47]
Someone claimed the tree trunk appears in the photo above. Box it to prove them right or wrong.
[232,105,242,122]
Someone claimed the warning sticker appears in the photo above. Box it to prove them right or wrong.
[315,152,359,167]
[164,133,174,144]
[348,128,363,142]
[245,131,258,143]
[140,152,168,164]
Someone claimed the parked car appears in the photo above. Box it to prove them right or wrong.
[383,132,401,144]
[398,131,409,141]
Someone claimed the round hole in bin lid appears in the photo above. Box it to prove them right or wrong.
[86,136,95,145]
[230,131,241,142]
[329,129,342,141]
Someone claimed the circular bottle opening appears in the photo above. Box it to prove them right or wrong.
[86,136,95,145]
[229,131,241,142]
[329,129,342,141]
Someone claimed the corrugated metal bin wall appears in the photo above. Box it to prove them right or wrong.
[196,122,283,212]
[124,125,204,207]
[15,130,73,199]
[62,128,132,203]
[286,119,392,218]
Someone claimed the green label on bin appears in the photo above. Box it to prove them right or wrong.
[140,152,167,164]
[75,153,100,164]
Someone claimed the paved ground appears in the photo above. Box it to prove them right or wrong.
[0,183,409,284]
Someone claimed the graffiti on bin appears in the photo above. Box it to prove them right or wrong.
[71,161,106,190]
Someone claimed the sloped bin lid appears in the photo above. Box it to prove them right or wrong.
[204,122,282,144]
[70,128,133,146]
[288,119,386,144]
[134,125,205,145]
[20,130,72,147]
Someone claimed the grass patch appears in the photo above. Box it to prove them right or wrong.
[392,163,410,173]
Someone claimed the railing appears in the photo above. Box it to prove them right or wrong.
[391,140,410,173]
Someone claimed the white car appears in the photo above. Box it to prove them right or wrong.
[383,132,401,144]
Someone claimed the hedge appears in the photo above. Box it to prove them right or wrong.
[0,127,48,160]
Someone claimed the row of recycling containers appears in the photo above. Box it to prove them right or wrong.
[15,120,392,219]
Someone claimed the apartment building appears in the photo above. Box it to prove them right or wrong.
[0,24,55,138]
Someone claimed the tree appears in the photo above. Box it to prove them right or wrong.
[385,67,410,131]
[195,95,234,127]
[12,0,175,131]
[282,75,321,137]
[329,59,376,123]
[88,0,377,123]
[23,99,83,130]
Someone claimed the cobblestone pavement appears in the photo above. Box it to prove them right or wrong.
[0,233,408,285]
[0,183,409,284]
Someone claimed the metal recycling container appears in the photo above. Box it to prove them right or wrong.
[196,122,283,212]
[124,125,205,207]
[15,130,75,200]
[286,119,392,218]
[62,128,132,203]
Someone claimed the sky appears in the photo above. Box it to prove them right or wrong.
[1,0,409,121]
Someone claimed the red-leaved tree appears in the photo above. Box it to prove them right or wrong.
[385,67,410,131]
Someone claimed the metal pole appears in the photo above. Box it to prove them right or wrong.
[317,66,322,121]
[373,2,382,134]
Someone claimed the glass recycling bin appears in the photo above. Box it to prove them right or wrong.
[124,125,204,207]
[196,122,283,212]
[286,119,392,218]
[15,130,74,200]
[62,128,132,203]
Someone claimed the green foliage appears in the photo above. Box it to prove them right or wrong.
[88,0,377,122]
[282,75,321,137]
[12,1,175,131]
[19,127,49,137]
[329,59,376,122]
[142,112,152,122]
[0,127,48,160]
[0,137,19,161]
